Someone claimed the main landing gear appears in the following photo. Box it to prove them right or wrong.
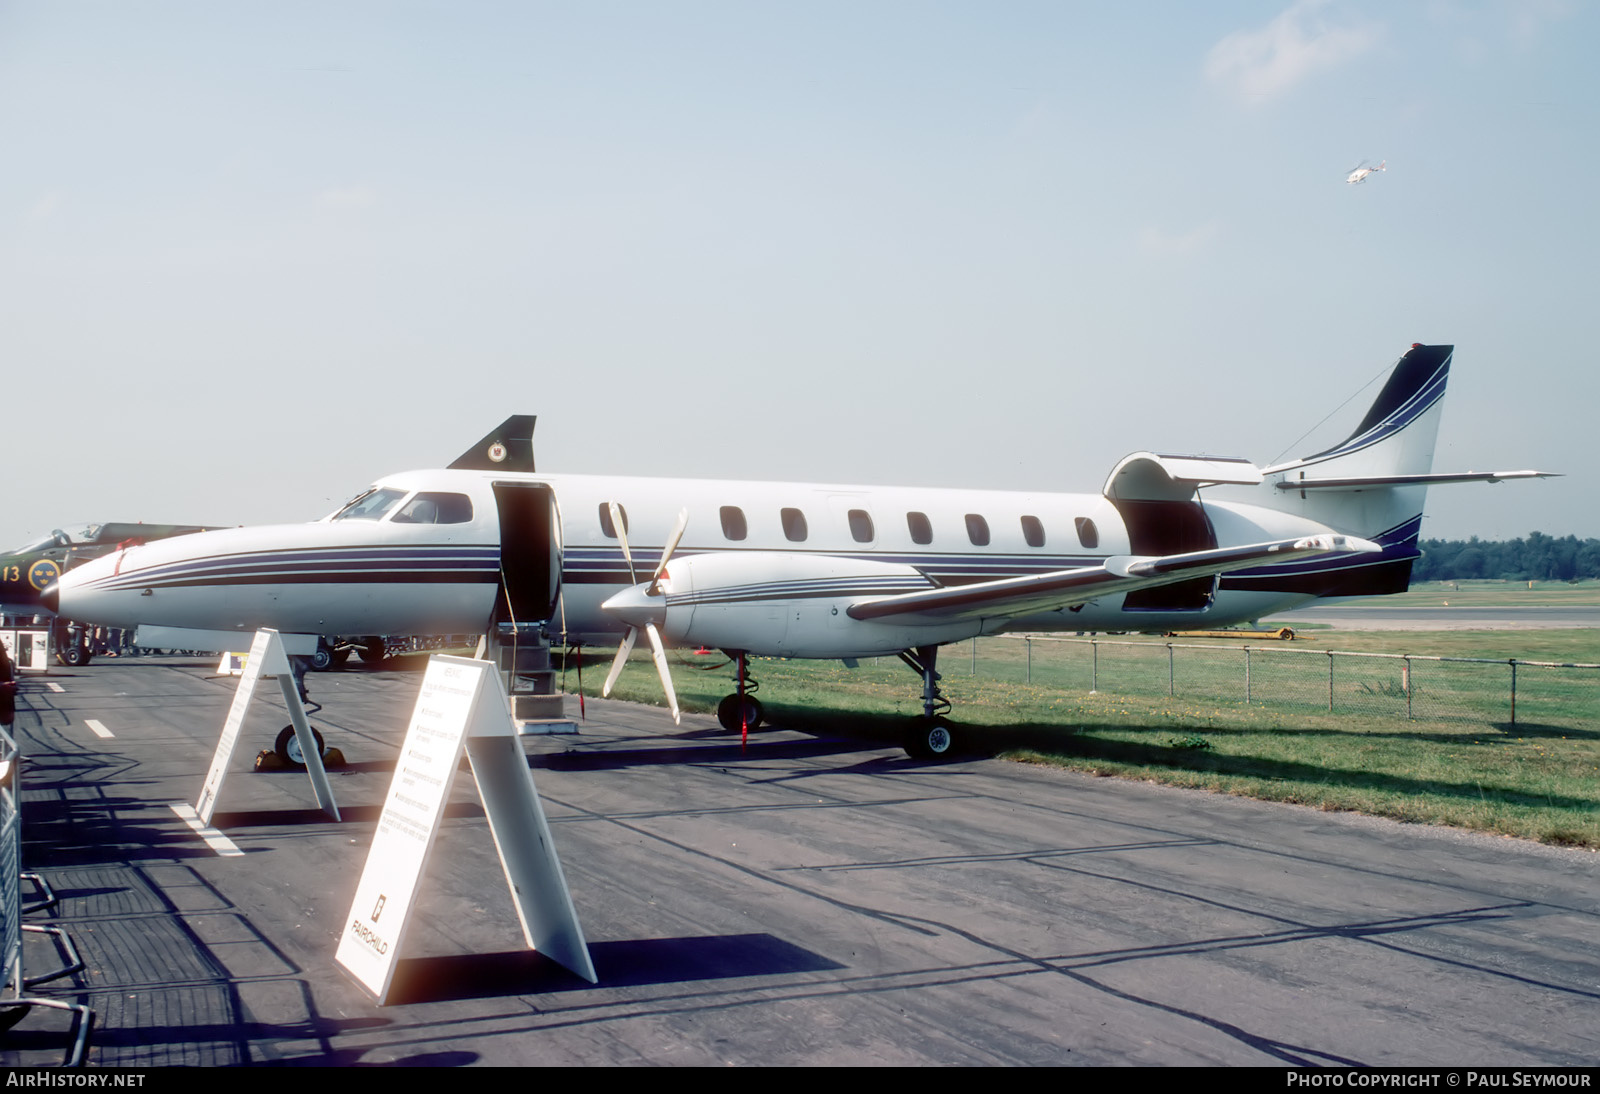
[899,645,958,760]
[716,652,765,733]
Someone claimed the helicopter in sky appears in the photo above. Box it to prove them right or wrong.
[1346,160,1386,185]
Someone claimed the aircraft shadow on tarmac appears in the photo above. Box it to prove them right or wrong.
[383,934,844,1005]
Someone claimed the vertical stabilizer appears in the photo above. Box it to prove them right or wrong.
[450,415,537,473]
[1257,343,1453,593]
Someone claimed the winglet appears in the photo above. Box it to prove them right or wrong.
[449,415,537,472]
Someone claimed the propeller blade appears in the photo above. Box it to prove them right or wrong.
[644,622,680,725]
[610,501,638,584]
[601,626,638,697]
[650,507,689,590]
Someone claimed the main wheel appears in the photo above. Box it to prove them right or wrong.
[274,725,327,768]
[903,717,957,760]
[717,694,765,733]
[60,645,87,667]
[329,647,351,667]
[358,638,387,664]
[310,643,334,672]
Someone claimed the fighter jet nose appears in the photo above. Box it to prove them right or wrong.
[39,582,60,614]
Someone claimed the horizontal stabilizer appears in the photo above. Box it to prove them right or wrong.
[1275,470,1560,491]
[847,534,1378,624]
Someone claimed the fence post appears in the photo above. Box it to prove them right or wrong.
[1328,650,1334,713]
[1025,637,1031,685]
[1244,646,1251,704]
[1091,640,1098,693]
[1167,643,1175,697]
[1404,655,1412,720]
[1510,659,1517,727]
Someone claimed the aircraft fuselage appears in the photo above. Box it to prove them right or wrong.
[55,467,1351,655]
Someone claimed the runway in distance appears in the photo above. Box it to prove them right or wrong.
[46,343,1553,756]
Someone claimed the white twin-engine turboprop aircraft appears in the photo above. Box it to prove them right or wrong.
[47,343,1552,756]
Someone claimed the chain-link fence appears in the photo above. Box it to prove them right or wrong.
[963,635,1600,730]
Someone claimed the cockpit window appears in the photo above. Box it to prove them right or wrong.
[332,488,407,521]
[392,492,474,525]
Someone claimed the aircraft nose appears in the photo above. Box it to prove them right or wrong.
[39,581,60,614]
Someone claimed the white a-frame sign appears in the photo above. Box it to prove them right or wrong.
[196,628,340,825]
[336,655,595,1003]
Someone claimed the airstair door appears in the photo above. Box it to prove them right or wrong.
[492,482,561,625]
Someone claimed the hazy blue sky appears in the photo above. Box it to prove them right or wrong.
[3,1,1592,548]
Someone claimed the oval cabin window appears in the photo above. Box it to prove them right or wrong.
[781,507,808,542]
[848,509,875,543]
[720,505,748,541]
[906,511,932,545]
[1021,515,1045,548]
[965,514,990,547]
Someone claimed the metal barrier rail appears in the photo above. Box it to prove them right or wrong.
[998,635,1600,727]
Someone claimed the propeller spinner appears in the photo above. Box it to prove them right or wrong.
[599,504,688,723]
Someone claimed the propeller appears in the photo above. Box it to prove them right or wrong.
[600,505,689,723]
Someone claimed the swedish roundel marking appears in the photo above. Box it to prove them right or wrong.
[28,559,60,591]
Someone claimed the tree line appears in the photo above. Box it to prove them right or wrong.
[1412,533,1600,582]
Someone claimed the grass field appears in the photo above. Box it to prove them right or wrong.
[1322,577,1600,608]
[567,582,1600,850]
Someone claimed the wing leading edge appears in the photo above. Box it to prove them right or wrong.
[846,535,1379,624]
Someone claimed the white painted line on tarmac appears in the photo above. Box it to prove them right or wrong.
[85,719,114,739]
[45,682,64,693]
[169,803,245,857]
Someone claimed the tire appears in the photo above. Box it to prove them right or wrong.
[275,724,327,768]
[903,717,957,760]
[329,647,351,667]
[717,694,765,733]
[310,643,333,672]
[358,638,387,664]
[61,645,87,667]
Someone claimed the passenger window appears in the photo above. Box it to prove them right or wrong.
[847,509,874,543]
[598,504,629,538]
[393,492,474,525]
[906,511,932,545]
[720,505,748,541]
[781,507,808,542]
[1075,517,1099,549]
[1021,515,1045,548]
[965,514,990,547]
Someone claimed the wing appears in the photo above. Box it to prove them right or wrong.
[846,534,1378,624]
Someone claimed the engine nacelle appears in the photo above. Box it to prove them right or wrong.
[647,552,981,658]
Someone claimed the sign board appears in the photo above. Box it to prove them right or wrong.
[337,655,594,1003]
[195,629,339,826]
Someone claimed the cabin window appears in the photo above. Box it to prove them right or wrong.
[393,492,474,525]
[781,507,808,542]
[1021,515,1045,548]
[906,511,932,545]
[720,505,748,541]
[965,514,991,546]
[333,488,406,521]
[847,509,874,543]
[1075,517,1099,549]
[598,504,629,538]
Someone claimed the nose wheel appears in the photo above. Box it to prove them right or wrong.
[274,724,327,768]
